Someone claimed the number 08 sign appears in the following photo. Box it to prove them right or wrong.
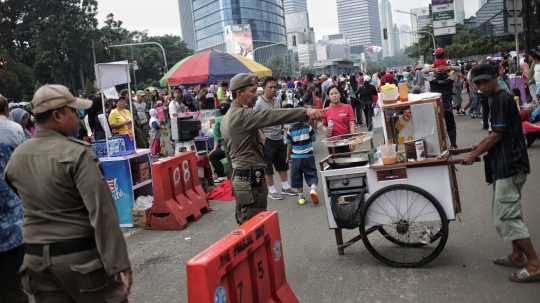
[186,212,298,303]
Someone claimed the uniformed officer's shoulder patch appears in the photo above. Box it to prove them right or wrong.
[67,137,91,146]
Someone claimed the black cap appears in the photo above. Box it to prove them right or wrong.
[470,63,496,83]
[218,103,230,114]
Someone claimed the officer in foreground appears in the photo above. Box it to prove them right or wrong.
[4,84,132,302]
[220,73,326,224]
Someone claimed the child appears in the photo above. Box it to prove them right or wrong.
[155,101,166,123]
[433,47,449,80]
[149,109,163,158]
[284,116,319,205]
[512,88,523,110]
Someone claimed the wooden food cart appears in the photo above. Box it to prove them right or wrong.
[319,95,472,268]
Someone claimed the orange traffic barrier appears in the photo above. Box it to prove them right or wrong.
[145,151,210,230]
[186,211,298,303]
[315,97,322,109]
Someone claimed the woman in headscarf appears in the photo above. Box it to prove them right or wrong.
[348,74,362,127]
[88,97,107,140]
[149,108,163,158]
[9,108,33,140]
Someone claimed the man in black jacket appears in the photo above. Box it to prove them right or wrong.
[356,76,378,131]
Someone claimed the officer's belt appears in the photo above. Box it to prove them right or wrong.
[233,169,251,178]
[25,237,96,257]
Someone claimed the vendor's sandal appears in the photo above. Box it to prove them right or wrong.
[493,256,526,268]
[510,268,540,283]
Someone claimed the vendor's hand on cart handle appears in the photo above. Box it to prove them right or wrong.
[458,154,480,165]
[306,107,328,119]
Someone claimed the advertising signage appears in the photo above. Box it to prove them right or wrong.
[431,0,453,5]
[433,11,455,21]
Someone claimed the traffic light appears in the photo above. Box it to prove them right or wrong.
[102,40,110,55]
[383,28,388,40]
[0,55,5,70]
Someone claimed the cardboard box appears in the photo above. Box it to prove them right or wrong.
[132,208,151,228]
[131,162,150,183]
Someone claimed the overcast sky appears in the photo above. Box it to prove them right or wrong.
[96,0,480,41]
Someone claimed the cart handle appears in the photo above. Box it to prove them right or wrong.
[449,147,472,155]
[447,157,480,165]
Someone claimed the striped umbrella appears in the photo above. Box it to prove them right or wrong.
[159,50,272,87]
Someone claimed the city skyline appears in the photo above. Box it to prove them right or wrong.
[97,0,481,43]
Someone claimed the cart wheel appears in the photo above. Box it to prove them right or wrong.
[360,184,449,268]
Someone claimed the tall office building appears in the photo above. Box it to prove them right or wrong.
[286,11,316,72]
[337,0,381,48]
[392,23,401,54]
[178,0,287,64]
[399,24,413,50]
[479,0,488,7]
[283,0,307,15]
[454,0,466,24]
[379,0,399,57]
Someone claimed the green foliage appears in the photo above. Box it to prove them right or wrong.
[0,1,192,98]
[300,66,314,76]
[84,78,95,96]
[34,81,42,93]
[265,56,290,78]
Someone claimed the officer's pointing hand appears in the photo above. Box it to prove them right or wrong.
[306,107,328,119]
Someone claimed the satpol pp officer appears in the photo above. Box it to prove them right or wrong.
[4,84,132,302]
[220,73,326,224]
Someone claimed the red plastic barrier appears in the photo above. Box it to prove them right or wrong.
[186,211,298,303]
[145,151,210,230]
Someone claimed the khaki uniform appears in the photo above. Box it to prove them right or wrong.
[220,102,307,224]
[4,130,130,302]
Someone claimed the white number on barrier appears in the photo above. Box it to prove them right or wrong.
[182,160,190,182]
[173,167,181,186]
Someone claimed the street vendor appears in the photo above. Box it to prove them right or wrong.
[462,63,539,283]
[108,96,133,135]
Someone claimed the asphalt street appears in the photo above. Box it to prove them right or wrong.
[124,93,540,303]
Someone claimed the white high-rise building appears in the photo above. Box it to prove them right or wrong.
[454,0,466,24]
[286,11,316,71]
[399,24,413,50]
[337,0,381,47]
[379,0,397,57]
[283,0,307,15]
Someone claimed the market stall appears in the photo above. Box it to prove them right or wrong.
[319,93,477,268]
[93,61,154,227]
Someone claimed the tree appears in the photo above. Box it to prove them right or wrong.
[265,56,290,78]
[84,78,95,96]
[300,66,314,76]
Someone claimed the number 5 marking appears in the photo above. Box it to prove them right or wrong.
[257,261,264,279]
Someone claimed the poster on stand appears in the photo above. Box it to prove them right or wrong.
[102,160,134,227]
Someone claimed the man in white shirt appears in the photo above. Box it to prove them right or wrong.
[168,86,186,119]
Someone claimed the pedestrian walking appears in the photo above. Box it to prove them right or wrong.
[149,108,163,158]
[220,73,326,224]
[462,64,539,283]
[284,118,320,205]
[133,91,150,148]
[254,77,298,200]
[4,84,133,301]
[357,75,378,131]
[348,75,363,127]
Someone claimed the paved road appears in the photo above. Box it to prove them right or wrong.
[125,97,540,303]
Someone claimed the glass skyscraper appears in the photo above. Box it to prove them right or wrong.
[336,0,381,48]
[179,0,287,63]
[283,0,307,15]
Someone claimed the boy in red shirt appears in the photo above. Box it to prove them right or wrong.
[433,47,450,80]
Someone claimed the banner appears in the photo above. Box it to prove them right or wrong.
[233,32,254,60]
[102,160,134,227]
[433,11,455,21]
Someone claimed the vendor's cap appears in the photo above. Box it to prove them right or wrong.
[470,63,496,83]
[136,90,145,96]
[32,84,92,114]
[230,73,258,91]
[435,47,445,55]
